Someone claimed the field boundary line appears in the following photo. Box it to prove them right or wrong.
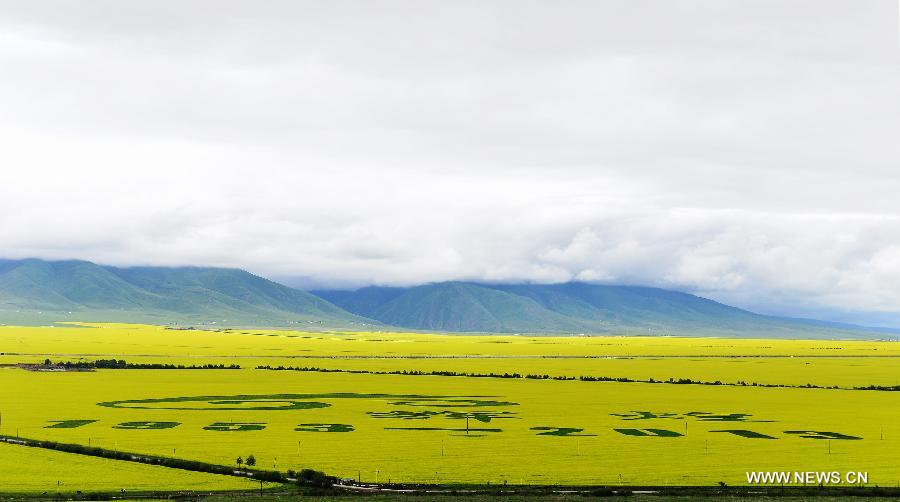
[255,364,900,392]
[0,434,294,487]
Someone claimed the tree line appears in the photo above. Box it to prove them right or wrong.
[254,364,900,391]
[39,358,240,370]
[0,435,334,488]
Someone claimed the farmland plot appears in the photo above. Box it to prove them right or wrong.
[1,323,899,487]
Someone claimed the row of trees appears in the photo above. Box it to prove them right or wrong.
[0,436,335,489]
[236,454,256,467]
[41,358,240,370]
[256,364,852,390]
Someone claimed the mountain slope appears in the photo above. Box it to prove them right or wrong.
[0,258,892,338]
[0,259,161,310]
[492,283,765,329]
[0,259,368,326]
[353,282,595,332]
[315,281,889,338]
[107,266,349,318]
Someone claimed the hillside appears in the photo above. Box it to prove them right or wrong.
[326,282,592,333]
[314,282,891,338]
[0,259,892,338]
[0,259,369,327]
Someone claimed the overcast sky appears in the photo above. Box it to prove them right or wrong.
[1,1,899,325]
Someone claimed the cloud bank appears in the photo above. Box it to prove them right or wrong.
[0,1,898,325]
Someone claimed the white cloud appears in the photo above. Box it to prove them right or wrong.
[0,1,898,324]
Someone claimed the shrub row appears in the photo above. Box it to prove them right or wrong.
[0,435,334,488]
[256,365,853,390]
[40,358,240,370]
[854,384,900,391]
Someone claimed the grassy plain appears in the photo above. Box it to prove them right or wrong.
[1,323,900,489]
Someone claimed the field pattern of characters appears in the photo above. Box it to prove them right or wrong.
[2,324,900,486]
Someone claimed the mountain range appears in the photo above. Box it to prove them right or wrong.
[314,282,890,338]
[0,258,892,339]
[0,258,368,327]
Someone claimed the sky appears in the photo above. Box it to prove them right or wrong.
[0,1,899,326]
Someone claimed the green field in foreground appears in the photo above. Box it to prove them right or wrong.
[1,323,900,490]
[0,441,257,493]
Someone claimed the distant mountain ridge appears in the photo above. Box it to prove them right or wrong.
[0,258,893,338]
[0,258,368,326]
[314,281,895,338]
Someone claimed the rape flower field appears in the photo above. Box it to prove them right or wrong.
[0,441,258,493]
[1,323,899,490]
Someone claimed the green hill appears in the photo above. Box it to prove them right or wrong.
[0,259,370,327]
[0,259,892,338]
[362,282,592,332]
[314,282,893,338]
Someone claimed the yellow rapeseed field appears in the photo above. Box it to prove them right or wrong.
[0,441,258,493]
[1,323,899,488]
